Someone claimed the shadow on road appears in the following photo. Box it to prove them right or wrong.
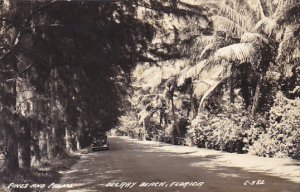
[49,137,300,192]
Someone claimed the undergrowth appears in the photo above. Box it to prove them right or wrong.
[0,152,79,192]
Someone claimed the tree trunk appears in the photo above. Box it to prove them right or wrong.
[31,137,41,166]
[141,120,146,140]
[230,76,235,104]
[229,65,237,104]
[241,78,251,108]
[20,119,31,169]
[240,64,251,108]
[170,94,180,145]
[4,64,19,172]
[0,81,19,172]
[252,75,263,116]
[251,46,270,116]
[5,121,19,172]
[65,126,72,151]
[47,68,60,157]
[189,83,197,118]
[1,0,21,172]
[47,128,54,159]
[39,130,47,158]
[76,133,80,151]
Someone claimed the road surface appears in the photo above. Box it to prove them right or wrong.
[51,136,299,192]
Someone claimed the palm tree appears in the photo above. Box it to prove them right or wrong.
[129,1,211,142]
[131,62,184,140]
[179,0,300,116]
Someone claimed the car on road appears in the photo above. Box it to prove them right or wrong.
[90,134,109,151]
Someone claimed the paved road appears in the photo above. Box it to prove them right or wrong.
[51,137,299,192]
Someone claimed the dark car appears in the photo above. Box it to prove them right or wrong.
[91,135,109,151]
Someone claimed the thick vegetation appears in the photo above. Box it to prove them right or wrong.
[0,0,299,186]
[0,0,153,183]
[120,0,300,159]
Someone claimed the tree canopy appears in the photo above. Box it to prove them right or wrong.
[0,0,299,183]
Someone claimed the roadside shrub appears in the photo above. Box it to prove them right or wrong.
[248,92,300,159]
[191,109,249,153]
[183,90,300,159]
[190,112,213,148]
[210,115,244,152]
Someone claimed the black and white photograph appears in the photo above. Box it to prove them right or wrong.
[0,0,299,191]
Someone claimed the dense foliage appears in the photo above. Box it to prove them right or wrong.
[248,92,300,158]
[0,0,153,179]
[121,0,300,159]
[0,0,299,184]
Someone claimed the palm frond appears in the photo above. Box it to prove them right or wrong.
[257,0,267,17]
[177,60,207,86]
[161,58,190,78]
[177,65,192,86]
[274,26,286,42]
[193,81,211,97]
[213,43,261,64]
[198,62,227,81]
[268,0,281,13]
[175,58,190,72]
[238,0,262,20]
[180,0,223,8]
[285,24,300,38]
[195,57,232,107]
[138,108,154,125]
[180,60,229,107]
[212,15,247,37]
[274,1,300,22]
[241,32,269,45]
[254,17,278,37]
[200,41,224,59]
[293,47,300,60]
[191,35,216,52]
[199,79,224,107]
[276,24,300,63]
[188,36,218,62]
[219,3,253,31]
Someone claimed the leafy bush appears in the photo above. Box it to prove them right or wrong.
[248,92,300,159]
[190,109,249,153]
[210,115,244,152]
